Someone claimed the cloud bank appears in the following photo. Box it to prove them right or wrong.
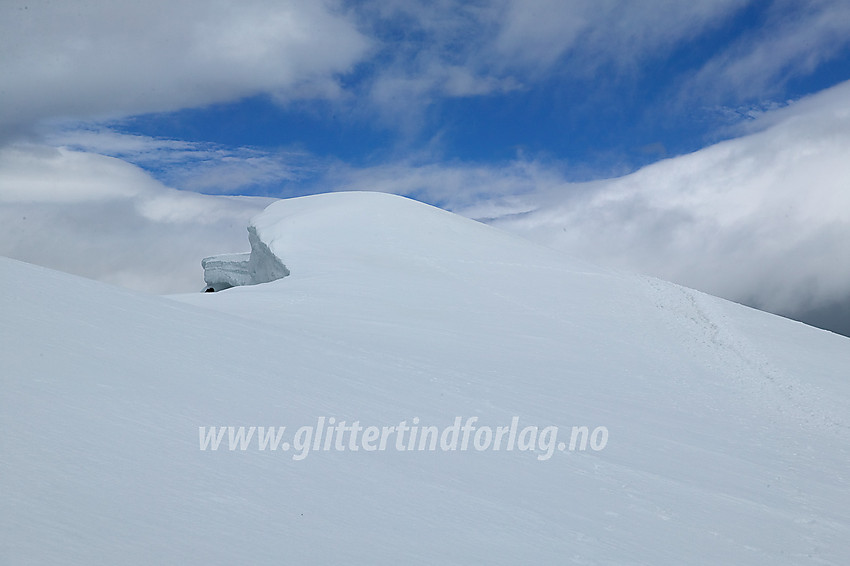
[0,145,271,293]
[0,0,370,138]
[320,80,850,334]
[2,1,849,336]
[486,81,850,327]
[5,79,847,323]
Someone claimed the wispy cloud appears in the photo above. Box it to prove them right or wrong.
[491,0,747,74]
[46,125,319,195]
[321,158,562,212]
[682,0,850,104]
[350,0,750,124]
[323,0,850,147]
[4,0,849,146]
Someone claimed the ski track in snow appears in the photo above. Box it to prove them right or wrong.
[644,274,848,435]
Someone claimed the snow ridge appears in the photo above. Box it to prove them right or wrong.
[201,225,289,291]
[5,191,850,565]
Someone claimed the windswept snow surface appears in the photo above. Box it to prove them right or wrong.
[3,192,850,565]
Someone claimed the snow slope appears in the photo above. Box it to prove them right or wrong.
[3,192,850,565]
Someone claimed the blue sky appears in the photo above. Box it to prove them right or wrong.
[4,0,848,198]
[112,0,850,182]
[125,1,849,188]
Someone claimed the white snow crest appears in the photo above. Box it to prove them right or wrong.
[201,225,289,291]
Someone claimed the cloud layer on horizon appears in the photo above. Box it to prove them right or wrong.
[2,76,849,336]
[485,82,850,323]
[316,80,850,331]
[0,146,271,293]
[2,1,850,335]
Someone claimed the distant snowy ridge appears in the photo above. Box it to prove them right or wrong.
[201,225,289,291]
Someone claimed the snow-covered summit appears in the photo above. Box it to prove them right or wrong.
[205,190,598,287]
[4,191,850,565]
[250,190,579,268]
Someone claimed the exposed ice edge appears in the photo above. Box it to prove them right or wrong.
[201,226,289,292]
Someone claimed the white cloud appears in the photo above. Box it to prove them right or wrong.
[321,158,561,211]
[4,0,850,320]
[346,0,808,127]
[5,0,848,144]
[350,0,850,130]
[485,0,850,100]
[493,0,747,74]
[315,79,850,323]
[46,125,316,194]
[0,144,272,293]
[0,145,154,203]
[0,0,371,136]
[483,80,850,316]
[683,0,850,104]
[3,79,849,323]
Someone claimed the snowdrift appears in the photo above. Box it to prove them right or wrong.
[201,226,289,292]
[3,192,849,565]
